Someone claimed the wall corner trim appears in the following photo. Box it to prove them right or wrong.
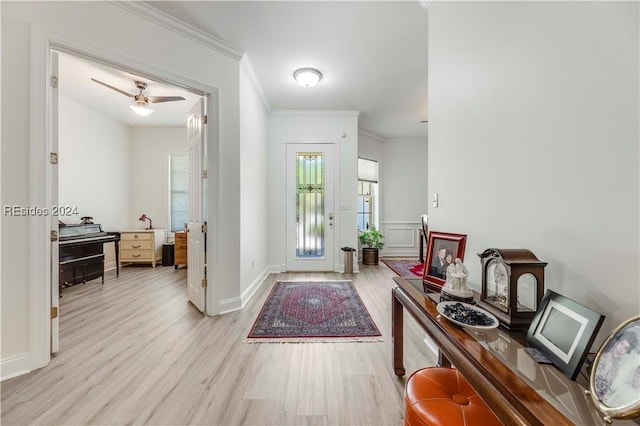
[358,129,386,142]
[271,110,360,117]
[240,54,272,113]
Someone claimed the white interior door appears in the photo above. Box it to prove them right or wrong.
[186,98,207,313]
[286,143,335,271]
[50,51,60,353]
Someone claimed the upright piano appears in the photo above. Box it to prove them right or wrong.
[59,223,120,290]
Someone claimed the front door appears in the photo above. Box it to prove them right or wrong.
[285,143,335,271]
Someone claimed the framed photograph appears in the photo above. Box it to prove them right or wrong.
[422,231,467,292]
[525,289,605,381]
[589,316,640,420]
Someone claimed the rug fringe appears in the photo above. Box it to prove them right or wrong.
[244,337,385,344]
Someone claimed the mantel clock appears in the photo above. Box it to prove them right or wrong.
[477,248,547,330]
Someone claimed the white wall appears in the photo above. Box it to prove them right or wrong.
[237,57,270,309]
[1,1,241,378]
[58,96,132,270]
[428,2,639,346]
[1,18,32,376]
[267,112,359,271]
[59,97,131,231]
[357,131,384,166]
[130,127,187,233]
[358,132,429,257]
[380,138,428,257]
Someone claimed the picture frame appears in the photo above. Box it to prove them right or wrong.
[588,316,640,421]
[525,289,605,381]
[422,231,467,292]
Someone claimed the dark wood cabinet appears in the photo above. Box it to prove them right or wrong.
[174,231,187,269]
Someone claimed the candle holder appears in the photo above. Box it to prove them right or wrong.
[138,214,153,230]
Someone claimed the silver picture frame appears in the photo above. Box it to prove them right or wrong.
[588,316,640,421]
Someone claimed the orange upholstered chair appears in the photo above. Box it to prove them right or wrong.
[403,367,502,426]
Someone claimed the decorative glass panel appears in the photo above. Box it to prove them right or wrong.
[517,273,537,312]
[486,260,509,312]
[296,152,325,258]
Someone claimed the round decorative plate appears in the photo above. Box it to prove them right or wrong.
[436,301,499,329]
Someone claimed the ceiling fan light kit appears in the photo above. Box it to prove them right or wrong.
[294,68,322,87]
[91,77,185,117]
[130,104,154,116]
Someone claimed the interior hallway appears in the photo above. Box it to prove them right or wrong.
[1,264,435,425]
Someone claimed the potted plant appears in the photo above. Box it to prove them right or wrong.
[359,226,385,265]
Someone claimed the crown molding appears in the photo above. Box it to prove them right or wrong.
[271,110,360,116]
[358,128,386,142]
[109,1,244,60]
[240,54,271,113]
[419,0,431,11]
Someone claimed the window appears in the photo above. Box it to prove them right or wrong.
[169,154,188,232]
[358,158,378,231]
[295,152,326,258]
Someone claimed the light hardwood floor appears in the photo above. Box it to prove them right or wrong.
[1,263,436,425]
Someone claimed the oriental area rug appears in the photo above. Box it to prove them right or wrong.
[381,257,423,277]
[247,280,382,342]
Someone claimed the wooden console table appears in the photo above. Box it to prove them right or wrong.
[392,276,631,426]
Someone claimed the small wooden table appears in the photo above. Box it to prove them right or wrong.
[392,276,626,426]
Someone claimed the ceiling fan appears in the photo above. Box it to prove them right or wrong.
[91,78,185,116]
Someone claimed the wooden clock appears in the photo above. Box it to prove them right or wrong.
[477,248,547,330]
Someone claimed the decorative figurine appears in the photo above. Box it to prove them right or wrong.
[440,258,475,304]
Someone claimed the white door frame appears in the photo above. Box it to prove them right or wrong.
[280,139,340,272]
[28,27,220,371]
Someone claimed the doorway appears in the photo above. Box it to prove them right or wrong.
[285,143,336,271]
[50,47,210,353]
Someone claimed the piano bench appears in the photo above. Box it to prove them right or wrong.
[403,367,501,426]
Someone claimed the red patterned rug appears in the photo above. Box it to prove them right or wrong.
[381,257,423,277]
[247,280,381,341]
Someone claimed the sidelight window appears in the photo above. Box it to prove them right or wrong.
[358,158,378,231]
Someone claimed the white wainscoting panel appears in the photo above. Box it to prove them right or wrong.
[380,221,421,257]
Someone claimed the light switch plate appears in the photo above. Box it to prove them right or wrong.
[432,193,439,208]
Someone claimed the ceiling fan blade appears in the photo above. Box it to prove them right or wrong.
[91,78,134,98]
[148,96,186,104]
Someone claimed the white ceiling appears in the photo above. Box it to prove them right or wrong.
[58,52,200,127]
[61,1,428,139]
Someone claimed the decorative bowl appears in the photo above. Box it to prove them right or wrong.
[437,301,499,330]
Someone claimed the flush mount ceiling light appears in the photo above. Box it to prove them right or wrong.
[294,68,323,87]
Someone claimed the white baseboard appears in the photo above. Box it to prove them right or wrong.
[217,265,276,314]
[239,266,272,308]
[218,296,242,315]
[1,352,31,381]
[380,249,420,258]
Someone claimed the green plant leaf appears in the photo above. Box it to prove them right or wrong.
[358,225,385,249]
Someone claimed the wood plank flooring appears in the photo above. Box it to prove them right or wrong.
[1,263,437,425]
